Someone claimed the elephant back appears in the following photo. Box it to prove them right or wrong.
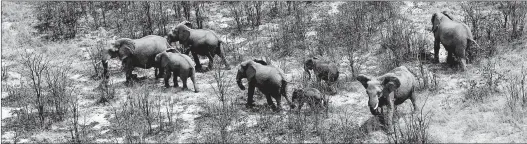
[132,35,170,67]
[382,66,416,96]
[178,53,196,68]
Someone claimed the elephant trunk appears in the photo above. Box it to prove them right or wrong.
[368,97,380,115]
[304,67,311,80]
[102,59,109,79]
[236,70,246,90]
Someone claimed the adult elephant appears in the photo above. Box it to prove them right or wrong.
[167,21,231,72]
[102,35,170,85]
[356,66,418,133]
[236,60,295,112]
[431,11,480,71]
[304,57,340,94]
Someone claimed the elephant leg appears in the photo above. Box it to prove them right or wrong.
[456,45,468,71]
[433,40,441,63]
[409,90,419,113]
[206,53,214,71]
[191,52,204,72]
[102,60,109,79]
[164,70,172,88]
[124,61,134,86]
[190,69,199,93]
[459,58,467,71]
[173,71,179,88]
[246,84,256,108]
[274,93,282,112]
[181,72,189,90]
[385,100,395,133]
[156,67,165,79]
[265,93,278,112]
[446,51,454,66]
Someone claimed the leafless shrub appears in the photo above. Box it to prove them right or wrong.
[110,87,164,143]
[465,59,504,103]
[210,59,236,143]
[504,66,527,121]
[390,95,434,143]
[88,39,107,80]
[96,79,116,104]
[391,109,434,143]
[1,63,8,80]
[20,50,51,127]
[45,66,75,122]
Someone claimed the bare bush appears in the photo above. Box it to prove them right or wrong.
[391,109,434,143]
[465,59,505,103]
[45,66,75,121]
[20,51,51,127]
[88,39,107,80]
[504,66,527,121]
[210,59,236,143]
[96,79,116,104]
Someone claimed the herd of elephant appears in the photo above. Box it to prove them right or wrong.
[99,11,480,132]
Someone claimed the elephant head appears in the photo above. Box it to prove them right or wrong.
[357,75,401,115]
[291,88,304,103]
[304,57,318,79]
[109,38,136,61]
[168,21,193,46]
[431,11,454,32]
[236,61,257,90]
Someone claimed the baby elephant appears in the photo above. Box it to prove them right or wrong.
[304,57,340,94]
[155,50,198,92]
[292,88,328,111]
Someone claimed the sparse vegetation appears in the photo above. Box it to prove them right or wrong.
[2,1,527,143]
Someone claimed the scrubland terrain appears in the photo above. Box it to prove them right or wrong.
[1,1,526,143]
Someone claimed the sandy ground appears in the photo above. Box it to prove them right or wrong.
[2,1,527,143]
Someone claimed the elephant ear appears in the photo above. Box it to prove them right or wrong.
[184,21,193,29]
[441,11,454,20]
[178,29,191,42]
[382,76,401,92]
[305,59,314,70]
[431,13,440,32]
[107,48,119,59]
[114,38,135,60]
[155,52,163,63]
[356,74,371,89]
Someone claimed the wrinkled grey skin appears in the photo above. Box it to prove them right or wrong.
[431,11,481,71]
[292,88,328,111]
[356,66,418,133]
[304,57,340,94]
[102,35,170,85]
[167,21,230,72]
[155,49,198,93]
[236,60,295,112]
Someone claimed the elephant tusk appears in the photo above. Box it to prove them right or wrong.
[373,103,379,110]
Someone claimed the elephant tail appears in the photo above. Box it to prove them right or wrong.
[281,80,296,109]
[467,38,481,49]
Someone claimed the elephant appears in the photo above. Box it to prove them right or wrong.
[356,66,418,133]
[431,11,481,71]
[292,88,328,111]
[236,60,295,112]
[102,35,170,85]
[155,49,198,92]
[304,57,340,94]
[167,21,231,72]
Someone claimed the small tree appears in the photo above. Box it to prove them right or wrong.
[20,51,51,127]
